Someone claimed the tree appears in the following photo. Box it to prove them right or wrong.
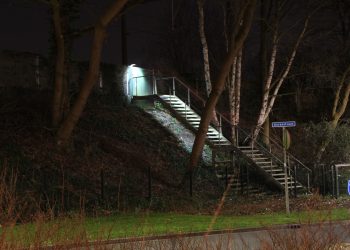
[197,0,212,97]
[315,0,350,163]
[188,0,256,172]
[57,0,129,145]
[260,0,272,146]
[49,0,84,127]
[222,0,243,142]
[251,0,310,143]
[50,0,66,127]
[197,0,218,125]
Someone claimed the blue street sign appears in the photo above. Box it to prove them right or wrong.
[272,121,296,128]
[348,180,350,195]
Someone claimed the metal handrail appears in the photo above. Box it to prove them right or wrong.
[156,76,206,106]
[154,76,311,191]
[219,114,312,173]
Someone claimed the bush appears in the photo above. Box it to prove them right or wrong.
[297,121,350,166]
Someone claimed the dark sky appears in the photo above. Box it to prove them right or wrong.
[0,0,171,66]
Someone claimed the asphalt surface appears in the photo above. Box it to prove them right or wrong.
[82,221,350,250]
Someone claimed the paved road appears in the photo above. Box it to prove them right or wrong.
[89,221,350,249]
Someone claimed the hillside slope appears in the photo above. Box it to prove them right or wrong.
[0,90,220,221]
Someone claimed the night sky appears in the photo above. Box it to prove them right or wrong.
[0,0,171,66]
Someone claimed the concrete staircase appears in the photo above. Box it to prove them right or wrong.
[239,146,303,190]
[159,95,230,146]
[158,94,305,194]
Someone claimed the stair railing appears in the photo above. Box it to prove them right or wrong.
[154,76,311,192]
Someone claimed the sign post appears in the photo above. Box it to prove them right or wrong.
[272,121,296,215]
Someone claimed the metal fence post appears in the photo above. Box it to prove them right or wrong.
[148,166,152,200]
[189,170,193,197]
[187,89,191,108]
[100,169,104,202]
[135,78,138,96]
[172,77,176,96]
[294,165,297,197]
[331,165,335,198]
[219,115,222,142]
[335,166,339,199]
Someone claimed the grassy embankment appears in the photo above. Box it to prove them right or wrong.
[1,208,349,248]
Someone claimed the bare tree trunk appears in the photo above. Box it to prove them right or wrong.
[57,0,129,145]
[252,17,309,142]
[51,0,65,127]
[229,57,237,141]
[315,64,350,163]
[228,49,242,142]
[197,0,211,96]
[260,0,270,146]
[252,30,278,141]
[188,0,256,171]
[234,49,242,126]
[197,0,218,125]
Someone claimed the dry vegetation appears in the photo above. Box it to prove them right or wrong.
[0,90,349,249]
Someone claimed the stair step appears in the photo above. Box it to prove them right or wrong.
[281,183,303,188]
[254,161,272,165]
[252,157,270,161]
[214,160,232,164]
[275,177,292,181]
[271,173,286,177]
[210,138,228,142]
[216,174,235,179]
[213,142,231,146]
[264,168,283,173]
[170,103,186,106]
[207,134,221,138]
[185,116,199,119]
[208,131,219,135]
[260,164,279,168]
[241,150,260,153]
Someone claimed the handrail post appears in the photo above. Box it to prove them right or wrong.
[187,88,191,108]
[335,165,339,199]
[219,115,222,142]
[287,155,291,176]
[172,77,176,96]
[332,165,335,197]
[294,165,297,197]
[135,78,138,96]
[153,74,157,95]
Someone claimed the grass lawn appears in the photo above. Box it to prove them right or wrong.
[2,207,349,247]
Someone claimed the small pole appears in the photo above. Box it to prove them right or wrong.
[331,165,335,198]
[219,115,222,142]
[148,166,152,200]
[246,166,250,196]
[335,166,339,199]
[187,88,190,108]
[322,165,325,195]
[225,166,228,188]
[172,77,176,95]
[239,160,243,195]
[189,170,193,197]
[135,78,138,96]
[100,169,104,201]
[294,165,297,198]
[283,127,290,215]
